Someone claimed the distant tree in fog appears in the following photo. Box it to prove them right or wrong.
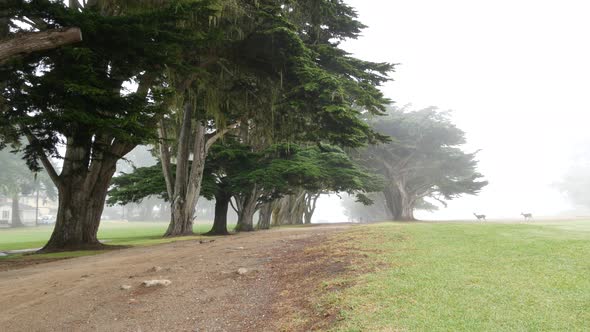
[353,107,488,221]
[556,165,590,209]
[0,150,56,227]
[341,193,439,222]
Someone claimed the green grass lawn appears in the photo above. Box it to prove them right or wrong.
[329,221,590,331]
[0,221,224,252]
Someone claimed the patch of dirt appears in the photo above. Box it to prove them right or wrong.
[0,257,68,272]
[0,224,360,332]
[269,228,377,331]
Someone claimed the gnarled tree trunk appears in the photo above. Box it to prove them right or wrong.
[44,175,111,250]
[395,178,416,221]
[235,186,258,232]
[303,192,320,224]
[291,190,307,225]
[162,105,208,237]
[206,186,231,236]
[257,202,273,230]
[271,189,307,226]
[383,186,402,220]
[40,134,126,252]
[159,102,238,237]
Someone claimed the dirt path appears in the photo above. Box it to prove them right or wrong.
[0,224,353,332]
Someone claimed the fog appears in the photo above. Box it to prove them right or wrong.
[314,0,590,222]
[3,1,590,226]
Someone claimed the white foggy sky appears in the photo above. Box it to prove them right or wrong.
[315,0,590,221]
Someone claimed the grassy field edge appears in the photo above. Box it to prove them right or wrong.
[311,221,590,331]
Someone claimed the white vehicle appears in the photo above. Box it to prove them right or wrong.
[39,215,56,225]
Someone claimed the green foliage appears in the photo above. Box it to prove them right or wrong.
[228,0,394,147]
[1,0,218,170]
[2,0,395,247]
[107,164,168,205]
[109,141,380,207]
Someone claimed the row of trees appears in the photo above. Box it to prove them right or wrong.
[1,0,487,252]
[110,105,488,230]
[108,142,379,234]
[1,0,392,251]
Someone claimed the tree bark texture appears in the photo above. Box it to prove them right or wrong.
[207,188,231,235]
[383,186,402,220]
[271,189,306,226]
[396,178,416,221]
[235,186,258,232]
[0,28,82,63]
[41,134,128,252]
[160,101,237,237]
[257,202,273,230]
[163,104,210,237]
[382,180,416,222]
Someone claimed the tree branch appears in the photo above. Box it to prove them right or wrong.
[205,121,241,152]
[20,126,61,186]
[158,120,175,199]
[0,28,82,63]
[229,197,239,214]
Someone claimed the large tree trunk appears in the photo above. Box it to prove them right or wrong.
[43,180,107,251]
[383,186,403,220]
[24,67,148,252]
[41,156,117,252]
[0,28,82,64]
[400,202,416,221]
[395,179,416,221]
[271,190,306,226]
[206,189,231,236]
[163,105,210,237]
[10,192,24,228]
[38,133,132,252]
[160,101,236,237]
[271,197,288,226]
[291,190,306,225]
[257,202,273,230]
[235,187,258,232]
[164,102,193,236]
[166,201,193,236]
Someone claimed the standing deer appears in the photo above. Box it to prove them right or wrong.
[473,213,486,221]
[521,212,532,221]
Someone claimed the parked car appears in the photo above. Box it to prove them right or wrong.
[39,215,56,225]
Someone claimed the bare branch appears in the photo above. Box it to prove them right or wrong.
[20,126,61,186]
[158,120,175,199]
[205,121,241,152]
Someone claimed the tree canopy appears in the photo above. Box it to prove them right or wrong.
[0,0,395,250]
[355,107,488,221]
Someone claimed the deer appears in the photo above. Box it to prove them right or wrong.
[521,212,532,221]
[473,213,486,221]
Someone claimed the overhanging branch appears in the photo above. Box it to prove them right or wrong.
[205,121,241,152]
[0,28,82,63]
[20,126,61,186]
